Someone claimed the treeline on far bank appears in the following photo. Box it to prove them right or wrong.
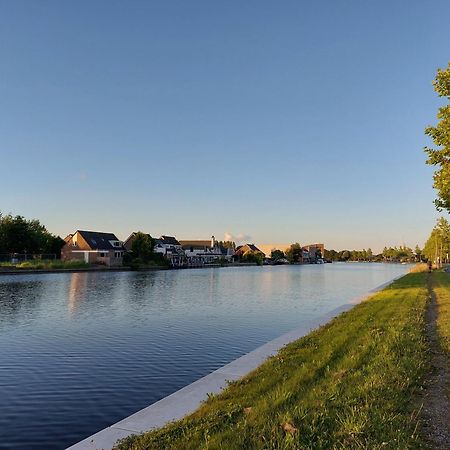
[0,213,65,256]
[323,247,419,263]
[323,217,450,264]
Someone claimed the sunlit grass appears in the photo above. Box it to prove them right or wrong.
[0,260,89,270]
[115,273,429,450]
[432,271,450,354]
[410,263,429,273]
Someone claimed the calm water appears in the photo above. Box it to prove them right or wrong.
[0,263,408,449]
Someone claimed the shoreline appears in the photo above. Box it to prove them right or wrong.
[0,261,405,277]
[66,273,404,450]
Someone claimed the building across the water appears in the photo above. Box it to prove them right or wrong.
[302,243,325,263]
[61,230,125,267]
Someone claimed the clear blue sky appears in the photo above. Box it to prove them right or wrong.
[1,0,449,251]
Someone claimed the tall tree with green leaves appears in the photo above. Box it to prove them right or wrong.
[425,62,450,212]
[270,249,285,261]
[130,232,155,263]
[0,212,64,255]
[423,217,450,267]
[285,243,302,263]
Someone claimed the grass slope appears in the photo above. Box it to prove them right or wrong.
[115,273,429,450]
[0,260,90,270]
[433,270,450,354]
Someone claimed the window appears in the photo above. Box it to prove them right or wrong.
[114,251,123,258]
[100,252,106,257]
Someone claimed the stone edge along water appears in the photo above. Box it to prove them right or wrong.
[67,275,404,450]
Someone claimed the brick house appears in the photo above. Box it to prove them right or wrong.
[61,230,125,267]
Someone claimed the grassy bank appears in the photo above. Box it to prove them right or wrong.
[433,271,450,354]
[115,273,430,450]
[0,259,90,270]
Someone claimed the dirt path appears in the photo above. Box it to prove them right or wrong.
[420,274,450,449]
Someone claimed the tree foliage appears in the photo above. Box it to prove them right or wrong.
[130,232,155,264]
[270,249,285,260]
[324,246,418,263]
[0,213,64,255]
[285,243,302,263]
[241,251,264,266]
[423,217,450,266]
[425,62,450,212]
[217,240,236,250]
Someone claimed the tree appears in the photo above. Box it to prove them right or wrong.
[218,241,236,250]
[423,217,450,267]
[285,243,302,263]
[414,245,423,262]
[130,232,155,264]
[242,251,264,266]
[0,213,64,255]
[270,249,285,261]
[424,62,450,212]
[324,249,338,261]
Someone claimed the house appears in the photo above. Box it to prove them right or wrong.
[234,243,265,260]
[302,243,325,263]
[158,235,186,267]
[220,245,235,262]
[61,230,125,267]
[179,236,226,265]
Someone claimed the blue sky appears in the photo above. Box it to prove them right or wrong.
[1,0,449,251]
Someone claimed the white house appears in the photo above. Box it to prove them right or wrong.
[179,236,227,265]
[157,236,186,267]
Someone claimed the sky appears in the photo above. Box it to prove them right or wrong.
[0,0,449,252]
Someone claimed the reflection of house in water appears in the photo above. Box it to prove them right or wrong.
[68,273,89,314]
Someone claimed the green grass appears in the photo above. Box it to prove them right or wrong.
[115,273,429,450]
[0,259,89,270]
[432,270,450,354]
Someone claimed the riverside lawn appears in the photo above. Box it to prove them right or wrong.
[434,271,450,360]
[0,260,89,270]
[115,273,431,449]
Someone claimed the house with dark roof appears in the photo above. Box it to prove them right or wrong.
[157,236,185,267]
[61,230,125,267]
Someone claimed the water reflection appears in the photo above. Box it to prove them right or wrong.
[68,273,88,314]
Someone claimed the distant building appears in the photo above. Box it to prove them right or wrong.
[158,235,185,267]
[61,230,125,266]
[302,243,325,263]
[179,236,230,265]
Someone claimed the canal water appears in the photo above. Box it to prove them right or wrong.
[0,263,408,449]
